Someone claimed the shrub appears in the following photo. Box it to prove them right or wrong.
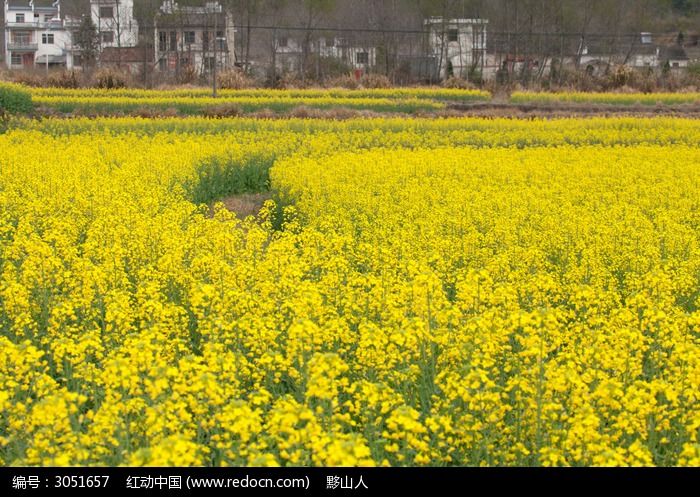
[218,69,254,90]
[324,74,360,89]
[467,67,484,85]
[202,104,243,117]
[11,71,46,88]
[360,73,391,89]
[94,68,127,89]
[688,63,700,78]
[177,65,199,86]
[442,76,476,90]
[188,155,274,205]
[275,72,308,89]
[606,65,634,89]
[132,106,180,118]
[628,68,658,93]
[47,70,81,89]
[0,82,33,114]
[289,105,316,119]
[325,107,357,120]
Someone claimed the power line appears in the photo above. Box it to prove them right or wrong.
[133,22,680,40]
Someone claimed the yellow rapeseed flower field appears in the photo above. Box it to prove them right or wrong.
[511,91,700,106]
[0,116,699,467]
[27,87,490,115]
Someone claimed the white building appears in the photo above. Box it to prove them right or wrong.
[662,45,689,70]
[631,33,660,68]
[91,0,138,49]
[578,33,690,75]
[274,35,376,75]
[3,0,76,70]
[425,17,488,80]
[320,37,376,71]
[155,1,235,75]
[273,35,303,74]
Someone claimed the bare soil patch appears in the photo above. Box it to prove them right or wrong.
[210,192,273,219]
[446,102,700,118]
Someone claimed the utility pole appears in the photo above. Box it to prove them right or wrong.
[211,3,223,98]
[45,23,49,76]
[213,7,218,98]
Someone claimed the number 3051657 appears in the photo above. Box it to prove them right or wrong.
[54,476,110,488]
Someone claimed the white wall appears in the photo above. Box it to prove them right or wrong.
[633,53,659,68]
[91,0,138,49]
[4,5,36,68]
[320,38,376,70]
[426,19,488,79]
[4,2,71,70]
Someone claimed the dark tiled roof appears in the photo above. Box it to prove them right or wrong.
[6,0,30,7]
[7,0,58,8]
[7,0,56,10]
[685,46,700,61]
[631,44,659,56]
[661,45,689,61]
[582,40,618,56]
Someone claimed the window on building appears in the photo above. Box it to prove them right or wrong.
[12,31,32,44]
[325,37,335,48]
[641,32,653,44]
[184,31,196,44]
[73,54,83,67]
[672,62,680,67]
[100,7,114,18]
[205,57,216,71]
[101,31,114,44]
[11,53,23,66]
[278,37,288,48]
[42,33,55,44]
[159,31,167,51]
[216,31,225,50]
[202,31,210,48]
[448,29,459,42]
[15,14,25,23]
[170,31,177,52]
[159,57,167,71]
[356,51,369,64]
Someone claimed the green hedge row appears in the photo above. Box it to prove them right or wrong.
[0,82,33,114]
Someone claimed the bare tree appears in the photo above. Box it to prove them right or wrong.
[134,0,162,87]
[295,0,335,82]
[263,0,289,84]
[74,15,100,72]
[224,0,262,72]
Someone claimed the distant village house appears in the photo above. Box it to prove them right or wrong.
[3,2,699,83]
[3,0,78,70]
[425,17,488,80]
[154,0,235,76]
[92,0,138,50]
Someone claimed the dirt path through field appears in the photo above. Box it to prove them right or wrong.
[210,192,273,219]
